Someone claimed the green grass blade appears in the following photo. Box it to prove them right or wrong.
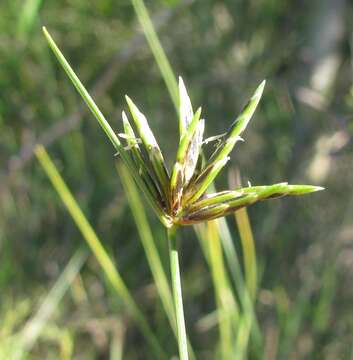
[131,0,179,110]
[34,145,165,359]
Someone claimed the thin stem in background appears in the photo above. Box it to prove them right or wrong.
[35,145,165,359]
[118,162,175,323]
[17,0,43,37]
[168,226,189,360]
[217,216,262,350]
[207,221,236,359]
[234,208,257,300]
[131,0,179,110]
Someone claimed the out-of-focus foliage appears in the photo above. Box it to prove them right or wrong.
[1,0,353,358]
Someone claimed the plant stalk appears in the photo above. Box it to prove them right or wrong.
[168,226,189,360]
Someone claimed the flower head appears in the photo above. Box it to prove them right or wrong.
[120,77,323,228]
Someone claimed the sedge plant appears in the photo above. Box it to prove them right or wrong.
[42,27,323,359]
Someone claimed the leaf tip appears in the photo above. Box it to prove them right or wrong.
[42,26,51,41]
[122,110,128,122]
[313,186,325,192]
[125,95,137,112]
[254,79,266,99]
[288,184,325,195]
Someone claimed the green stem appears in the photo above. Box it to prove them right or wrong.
[168,226,188,360]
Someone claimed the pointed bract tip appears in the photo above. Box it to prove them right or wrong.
[313,186,325,192]
[254,80,266,98]
[303,185,325,193]
[122,111,128,122]
[178,77,188,96]
[125,95,138,111]
[288,184,325,195]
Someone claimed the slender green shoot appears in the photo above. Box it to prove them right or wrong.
[130,0,179,109]
[168,226,188,360]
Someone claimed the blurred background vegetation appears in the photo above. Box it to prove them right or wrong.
[1,0,353,359]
